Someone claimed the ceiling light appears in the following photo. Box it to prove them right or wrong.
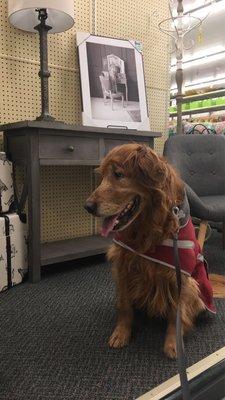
[184,79,225,91]
[170,50,225,71]
[171,44,224,65]
[171,74,225,93]
[185,0,225,18]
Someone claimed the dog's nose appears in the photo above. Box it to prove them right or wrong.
[84,200,97,215]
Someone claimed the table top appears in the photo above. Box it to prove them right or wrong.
[0,120,161,138]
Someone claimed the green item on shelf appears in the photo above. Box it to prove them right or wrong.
[202,99,211,108]
[190,101,199,109]
[169,106,177,113]
[217,97,225,105]
[211,98,217,106]
[182,102,190,110]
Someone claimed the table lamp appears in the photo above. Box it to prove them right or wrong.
[8,0,75,122]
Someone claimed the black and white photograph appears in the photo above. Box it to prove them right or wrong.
[77,33,150,130]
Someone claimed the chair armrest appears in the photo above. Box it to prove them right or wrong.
[185,183,210,220]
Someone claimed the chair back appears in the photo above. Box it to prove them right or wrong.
[99,75,111,93]
[163,134,225,196]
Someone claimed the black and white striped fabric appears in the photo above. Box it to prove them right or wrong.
[0,213,28,292]
[0,152,14,213]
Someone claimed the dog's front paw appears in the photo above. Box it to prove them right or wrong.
[164,336,177,359]
[108,326,131,348]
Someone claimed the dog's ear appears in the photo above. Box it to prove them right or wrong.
[126,145,167,188]
[125,145,184,205]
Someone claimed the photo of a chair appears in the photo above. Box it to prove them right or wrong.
[103,54,128,104]
[99,75,124,111]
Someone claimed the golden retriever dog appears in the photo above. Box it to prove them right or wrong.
[85,143,225,359]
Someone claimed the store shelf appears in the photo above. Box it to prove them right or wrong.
[170,104,225,117]
[41,235,112,266]
[170,89,225,103]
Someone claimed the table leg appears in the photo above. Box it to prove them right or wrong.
[27,135,41,283]
[223,222,225,250]
[126,84,128,106]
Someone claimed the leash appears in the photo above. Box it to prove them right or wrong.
[172,206,191,400]
[114,198,193,399]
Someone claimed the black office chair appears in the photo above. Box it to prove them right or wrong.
[163,134,225,249]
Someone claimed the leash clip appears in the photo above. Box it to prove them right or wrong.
[172,206,179,217]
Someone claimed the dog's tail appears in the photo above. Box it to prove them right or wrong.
[209,274,225,298]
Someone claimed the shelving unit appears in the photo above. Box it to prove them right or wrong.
[170,104,225,118]
[41,235,112,266]
[170,89,225,102]
[169,89,225,118]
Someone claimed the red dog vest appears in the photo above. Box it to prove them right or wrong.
[114,218,216,314]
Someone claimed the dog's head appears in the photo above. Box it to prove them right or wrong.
[85,144,184,244]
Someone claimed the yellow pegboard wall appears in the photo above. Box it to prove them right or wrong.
[1,57,41,122]
[40,166,94,242]
[0,135,3,151]
[13,165,94,242]
[0,50,81,125]
[0,0,170,243]
[148,87,170,154]
[49,68,82,125]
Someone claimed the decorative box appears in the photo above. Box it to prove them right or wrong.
[0,152,14,213]
[0,213,28,292]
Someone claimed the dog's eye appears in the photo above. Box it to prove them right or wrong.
[114,171,124,179]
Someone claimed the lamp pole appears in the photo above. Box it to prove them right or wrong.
[156,0,208,135]
[175,0,184,134]
[34,8,55,121]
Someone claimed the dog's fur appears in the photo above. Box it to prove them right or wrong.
[85,143,225,359]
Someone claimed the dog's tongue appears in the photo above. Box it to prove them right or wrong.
[100,215,118,237]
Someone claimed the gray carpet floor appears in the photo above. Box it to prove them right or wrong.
[0,230,224,400]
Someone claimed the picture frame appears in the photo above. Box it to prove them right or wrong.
[77,32,150,130]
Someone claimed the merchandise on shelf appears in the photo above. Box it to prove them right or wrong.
[169,96,225,114]
[168,115,225,136]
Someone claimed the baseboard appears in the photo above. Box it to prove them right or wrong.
[137,347,225,400]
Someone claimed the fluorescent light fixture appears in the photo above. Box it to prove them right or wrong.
[171,74,225,93]
[171,45,224,64]
[184,78,225,91]
[185,73,225,86]
[185,0,225,19]
[170,50,225,71]
[171,45,225,68]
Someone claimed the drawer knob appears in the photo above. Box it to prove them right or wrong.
[67,145,75,152]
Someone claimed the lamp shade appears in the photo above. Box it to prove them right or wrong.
[8,0,74,33]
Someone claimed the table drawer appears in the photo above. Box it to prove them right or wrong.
[104,139,150,154]
[39,135,100,160]
[105,139,132,154]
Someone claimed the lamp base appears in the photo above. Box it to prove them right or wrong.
[36,114,55,122]
[35,9,55,124]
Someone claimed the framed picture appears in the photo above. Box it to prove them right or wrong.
[77,32,150,130]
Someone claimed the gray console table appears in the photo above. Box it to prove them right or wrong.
[1,121,161,283]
